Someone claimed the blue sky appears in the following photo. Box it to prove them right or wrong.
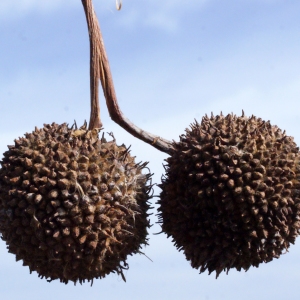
[1,0,300,299]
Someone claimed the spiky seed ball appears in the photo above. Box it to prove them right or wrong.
[157,112,300,278]
[0,123,152,284]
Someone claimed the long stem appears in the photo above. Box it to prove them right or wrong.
[82,0,174,154]
[82,0,102,130]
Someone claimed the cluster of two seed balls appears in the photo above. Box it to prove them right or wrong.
[1,112,300,283]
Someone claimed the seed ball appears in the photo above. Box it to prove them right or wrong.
[0,123,152,284]
[157,112,300,277]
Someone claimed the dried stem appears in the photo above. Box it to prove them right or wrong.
[82,0,102,130]
[81,0,174,154]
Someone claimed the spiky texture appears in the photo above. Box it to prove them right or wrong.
[0,123,152,284]
[158,112,300,277]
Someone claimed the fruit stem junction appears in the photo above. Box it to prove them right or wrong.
[81,0,174,154]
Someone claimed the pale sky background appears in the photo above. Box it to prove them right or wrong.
[1,0,300,299]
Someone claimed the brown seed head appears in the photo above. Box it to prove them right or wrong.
[158,112,300,278]
[0,123,152,284]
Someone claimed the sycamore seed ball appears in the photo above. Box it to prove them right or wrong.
[158,112,300,278]
[0,123,152,284]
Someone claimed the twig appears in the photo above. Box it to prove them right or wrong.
[82,0,102,130]
[81,0,174,154]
